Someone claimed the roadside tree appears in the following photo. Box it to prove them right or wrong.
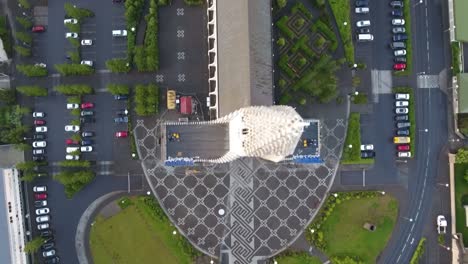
[17,85,48,97]
[24,237,42,253]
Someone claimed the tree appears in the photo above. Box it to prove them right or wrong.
[277,38,286,46]
[58,160,91,167]
[24,237,42,253]
[16,17,32,29]
[107,84,130,95]
[54,170,95,198]
[16,64,48,77]
[67,51,80,64]
[456,148,468,164]
[54,84,93,95]
[17,85,48,97]
[0,125,29,144]
[21,171,38,182]
[64,3,94,19]
[55,64,94,76]
[16,161,45,171]
[106,58,131,73]
[0,89,16,105]
[68,38,80,48]
[277,0,287,8]
[18,0,31,9]
[16,31,32,44]
[14,45,31,57]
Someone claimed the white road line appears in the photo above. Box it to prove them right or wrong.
[410,238,415,244]
[397,254,402,263]
[410,224,415,232]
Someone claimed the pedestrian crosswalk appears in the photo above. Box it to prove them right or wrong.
[417,74,439,89]
[50,160,114,176]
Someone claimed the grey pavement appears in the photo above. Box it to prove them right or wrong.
[0,170,12,264]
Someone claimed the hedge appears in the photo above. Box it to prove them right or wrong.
[107,84,130,95]
[410,238,426,264]
[276,16,294,39]
[16,64,48,77]
[342,112,361,162]
[134,84,159,116]
[291,35,315,58]
[16,85,48,97]
[106,58,131,73]
[54,84,93,95]
[452,42,461,75]
[16,17,32,29]
[57,160,91,167]
[291,2,313,19]
[133,0,159,72]
[278,55,296,79]
[55,64,95,76]
[311,20,338,51]
[14,45,31,57]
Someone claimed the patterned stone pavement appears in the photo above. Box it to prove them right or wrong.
[135,118,346,263]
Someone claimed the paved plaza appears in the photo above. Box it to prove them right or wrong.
[134,116,346,263]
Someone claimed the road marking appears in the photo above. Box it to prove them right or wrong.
[410,224,415,232]
[410,238,415,244]
[396,254,402,263]
[362,169,366,187]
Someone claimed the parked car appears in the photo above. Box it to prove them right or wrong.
[42,249,56,258]
[36,172,48,177]
[437,215,447,234]
[80,110,94,116]
[361,150,375,159]
[114,116,129,123]
[114,94,128,100]
[81,139,93,146]
[40,230,53,238]
[391,10,403,16]
[395,101,409,107]
[33,186,47,192]
[82,131,95,137]
[67,103,79,109]
[34,200,47,208]
[356,20,371,27]
[397,144,410,151]
[35,126,47,133]
[32,156,45,162]
[393,34,408,41]
[356,28,370,34]
[80,117,96,123]
[81,102,94,109]
[397,151,411,158]
[116,109,129,116]
[80,146,93,152]
[360,144,374,151]
[393,63,406,70]
[64,18,78,24]
[66,139,79,145]
[81,39,93,46]
[115,131,128,138]
[392,27,406,34]
[394,49,407,56]
[397,122,411,129]
[38,223,49,230]
[112,29,127,37]
[32,141,47,148]
[395,115,409,121]
[395,108,409,114]
[66,147,79,153]
[34,193,47,200]
[394,57,407,63]
[31,25,46,32]
[65,155,80,160]
[355,7,369,13]
[34,120,46,125]
[44,257,60,264]
[392,19,405,26]
[33,149,45,155]
[33,112,45,118]
[65,32,78,38]
[395,93,410,100]
[42,242,54,250]
[33,134,46,140]
[390,42,406,49]
[355,0,369,7]
[36,208,50,215]
[390,1,403,8]
[65,125,80,132]
[36,215,50,223]
[81,60,93,67]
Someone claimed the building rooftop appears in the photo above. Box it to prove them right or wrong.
[454,0,468,42]
[216,0,273,117]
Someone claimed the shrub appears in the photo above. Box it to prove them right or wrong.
[57,160,91,167]
[106,58,131,73]
[18,0,31,9]
[298,97,307,105]
[452,42,461,74]
[352,76,361,87]
[456,148,468,164]
[279,93,292,105]
[16,17,32,29]
[117,196,133,209]
[54,84,93,95]
[107,84,130,95]
[277,37,286,46]
[278,55,296,78]
[342,113,361,162]
[298,57,307,67]
[291,2,313,19]
[409,238,426,264]
[328,0,354,62]
[16,64,48,77]
[16,85,47,96]
[458,114,468,136]
[71,109,81,116]
[55,64,95,76]
[277,0,287,9]
[67,50,81,64]
[295,18,305,28]
[291,35,315,58]
[65,22,80,33]
[312,20,338,51]
[136,0,159,72]
[351,93,367,104]
[276,16,294,39]
[278,79,286,88]
[14,45,31,57]
[134,84,159,116]
[54,170,95,198]
[16,31,32,44]
[315,0,326,8]
[64,3,94,19]
[184,0,203,5]
[67,96,81,104]
[68,38,80,48]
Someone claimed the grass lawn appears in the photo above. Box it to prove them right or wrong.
[455,163,468,246]
[320,195,398,262]
[328,0,354,63]
[89,198,193,264]
[276,253,322,264]
[341,112,374,164]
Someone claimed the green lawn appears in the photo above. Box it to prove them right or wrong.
[328,0,354,63]
[320,195,398,263]
[341,112,375,164]
[89,198,194,264]
[275,253,322,264]
[455,163,468,246]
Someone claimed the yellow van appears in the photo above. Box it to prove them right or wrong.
[393,137,410,144]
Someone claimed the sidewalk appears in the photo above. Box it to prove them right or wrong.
[449,153,461,263]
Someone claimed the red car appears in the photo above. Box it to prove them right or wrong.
[115,131,128,138]
[66,139,79,145]
[81,102,94,109]
[31,25,45,33]
[397,144,410,151]
[34,193,47,200]
[393,63,406,70]
[34,120,46,125]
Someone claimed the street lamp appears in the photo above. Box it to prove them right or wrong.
[348,144,353,149]
[381,191,386,195]
[172,230,177,235]
[343,22,347,26]
[333,193,338,198]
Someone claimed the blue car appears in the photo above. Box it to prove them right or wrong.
[114,94,128,100]
[114,116,129,123]
[81,139,94,146]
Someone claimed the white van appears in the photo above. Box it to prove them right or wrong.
[357,34,374,42]
[112,30,127,37]
[66,147,79,153]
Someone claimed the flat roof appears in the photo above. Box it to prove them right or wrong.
[165,124,230,160]
[454,0,468,42]
[459,73,468,113]
[216,0,273,117]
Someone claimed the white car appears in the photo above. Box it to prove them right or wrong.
[437,215,447,234]
[66,147,79,153]
[81,60,93,67]
[34,63,46,68]
[36,208,50,215]
[81,39,93,46]
[36,215,49,223]
[67,103,79,109]
[37,223,49,230]
[112,29,127,37]
[33,186,47,192]
[32,141,47,148]
[64,18,78,24]
[395,93,410,100]
[42,249,55,258]
[33,112,45,118]
[355,7,369,13]
[33,149,45,155]
[65,125,80,132]
[65,32,78,38]
[395,101,409,107]
[360,144,374,151]
[35,126,47,133]
[356,20,371,27]
[394,49,407,56]
[395,108,409,114]
[80,146,93,152]
[398,152,411,158]
[66,155,80,160]
[392,19,405,26]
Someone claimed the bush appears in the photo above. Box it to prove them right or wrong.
[456,148,468,164]
[279,79,286,88]
[0,16,12,57]
[54,84,93,95]
[279,93,292,105]
[55,64,95,76]
[277,0,287,9]
[298,57,307,67]
[67,96,81,104]
[65,22,80,33]
[18,0,31,9]
[117,196,133,209]
[54,170,95,198]
[276,16,294,39]
[312,20,338,51]
[16,17,32,29]
[278,55,296,78]
[68,38,80,48]
[184,0,203,5]
[328,0,354,62]
[134,84,159,116]
[70,108,81,116]
[106,58,131,73]
[64,3,94,19]
[291,34,316,58]
[452,42,461,75]
[410,238,426,264]
[107,84,130,95]
[14,45,31,57]
[57,160,91,167]
[67,50,81,64]
[16,64,48,77]
[351,93,367,104]
[295,18,305,28]
[134,0,159,72]
[352,76,361,87]
[277,37,286,46]
[458,114,468,136]
[16,85,48,96]
[291,2,313,19]
[16,31,32,44]
[342,113,361,162]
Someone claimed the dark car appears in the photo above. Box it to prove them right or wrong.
[390,1,403,8]
[116,109,129,116]
[82,131,94,137]
[45,257,60,264]
[40,230,52,238]
[396,122,411,129]
[80,110,94,116]
[114,94,128,100]
[32,156,45,162]
[81,139,94,146]
[36,172,48,177]
[34,200,47,208]
[33,134,46,140]
[395,115,409,121]
[43,237,54,244]
[361,150,375,159]
[397,129,410,136]
[80,117,96,123]
[391,10,403,16]
[42,242,55,250]
[356,28,370,34]
[393,33,408,41]
[114,116,129,123]
[355,0,369,7]
[394,57,407,63]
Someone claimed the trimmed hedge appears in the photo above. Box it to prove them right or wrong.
[291,2,313,19]
[16,64,48,77]
[16,85,48,96]
[278,55,296,78]
[54,84,93,95]
[452,41,461,75]
[410,238,426,264]
[291,35,315,58]
[55,64,95,76]
[106,58,131,73]
[134,0,159,72]
[342,112,361,162]
[134,84,159,116]
[107,84,130,95]
[276,16,294,39]
[311,19,338,51]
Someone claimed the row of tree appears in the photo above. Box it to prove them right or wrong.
[135,84,159,116]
